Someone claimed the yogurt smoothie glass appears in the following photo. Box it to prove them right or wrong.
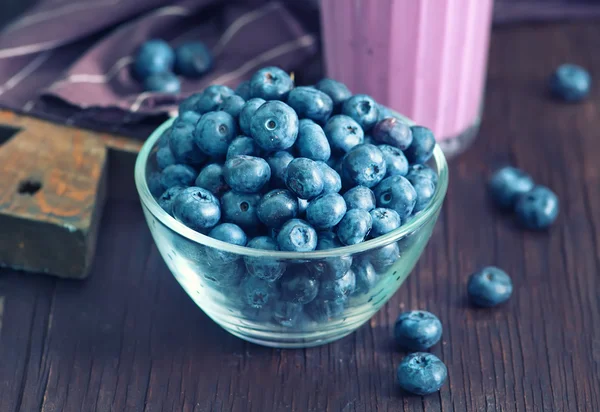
[320,0,494,157]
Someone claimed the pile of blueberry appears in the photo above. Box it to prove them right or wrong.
[148,66,439,325]
[489,166,559,229]
[134,39,213,93]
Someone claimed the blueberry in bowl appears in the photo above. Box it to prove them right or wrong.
[135,70,448,348]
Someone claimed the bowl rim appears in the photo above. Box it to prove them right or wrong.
[134,114,448,259]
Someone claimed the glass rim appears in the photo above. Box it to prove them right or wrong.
[134,115,448,259]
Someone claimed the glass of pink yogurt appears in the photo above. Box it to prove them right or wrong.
[320,0,494,157]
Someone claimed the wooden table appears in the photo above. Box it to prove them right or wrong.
[1,22,599,412]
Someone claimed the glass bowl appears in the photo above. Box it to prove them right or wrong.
[134,117,448,348]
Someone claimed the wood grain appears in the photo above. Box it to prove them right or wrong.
[0,21,599,411]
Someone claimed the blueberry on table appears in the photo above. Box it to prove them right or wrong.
[315,78,352,111]
[372,117,413,150]
[266,151,294,188]
[488,166,535,210]
[280,268,319,304]
[169,118,206,166]
[220,191,261,230]
[394,310,443,351]
[241,276,277,308]
[316,161,342,194]
[223,155,271,194]
[174,42,213,77]
[160,164,196,189]
[306,193,347,230]
[337,208,373,245]
[305,297,346,322]
[467,266,513,307]
[352,259,378,295]
[172,187,221,232]
[195,163,229,197]
[257,189,299,229]
[341,144,387,188]
[195,85,235,114]
[515,185,559,230]
[205,223,248,265]
[296,119,331,161]
[287,86,334,124]
[157,186,185,215]
[272,301,303,327]
[397,353,448,396]
[369,208,401,237]
[277,219,318,252]
[194,111,237,157]
[406,164,438,186]
[239,98,266,136]
[374,176,417,220]
[324,115,364,154]
[217,94,246,118]
[156,146,176,170]
[378,144,408,177]
[250,100,299,151]
[235,80,251,100]
[407,175,436,214]
[343,186,376,211]
[244,236,287,282]
[550,63,591,102]
[320,268,356,301]
[249,66,294,100]
[285,158,325,200]
[144,72,181,93]
[134,39,174,79]
[307,232,353,280]
[342,94,379,131]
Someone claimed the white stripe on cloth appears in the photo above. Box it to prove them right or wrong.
[0,51,53,95]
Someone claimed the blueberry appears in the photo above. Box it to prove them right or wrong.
[378,144,408,177]
[239,98,266,136]
[160,164,196,189]
[407,176,436,214]
[178,93,202,115]
[343,186,376,211]
[241,276,277,308]
[174,42,212,77]
[277,219,318,252]
[250,101,299,151]
[342,94,379,131]
[374,176,417,220]
[550,63,591,102]
[144,72,180,93]
[342,144,387,188]
[397,353,447,396]
[307,232,353,280]
[249,66,294,100]
[272,301,303,327]
[376,104,401,122]
[315,78,352,111]
[405,126,436,164]
[226,135,260,161]
[488,166,535,209]
[514,186,559,230]
[157,127,172,148]
[174,110,201,127]
[324,115,364,154]
[287,86,334,124]
[406,164,438,186]
[244,236,287,282]
[235,80,252,100]
[369,208,401,237]
[365,242,400,272]
[280,268,319,304]
[169,118,206,166]
[194,111,237,157]
[148,172,164,197]
[220,191,261,230]
[195,85,235,114]
[337,208,372,245]
[157,186,185,215]
[257,189,299,229]
[468,266,513,307]
[316,161,342,193]
[205,223,247,265]
[320,268,356,300]
[394,310,443,351]
[305,297,346,321]
[296,119,331,161]
[266,151,294,188]
[195,163,229,197]
[353,259,378,295]
[285,158,324,200]
[372,118,413,150]
[223,155,271,193]
[134,39,174,79]
[202,260,245,288]
[306,193,347,230]
[156,146,176,170]
[172,187,221,231]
